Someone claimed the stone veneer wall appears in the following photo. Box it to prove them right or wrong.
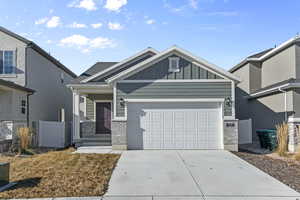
[111,120,127,150]
[80,121,96,138]
[223,119,238,151]
[288,120,300,153]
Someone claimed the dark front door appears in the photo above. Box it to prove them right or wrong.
[96,102,112,134]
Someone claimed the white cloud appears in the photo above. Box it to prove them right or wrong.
[49,9,54,14]
[59,34,116,53]
[91,23,103,29]
[35,17,48,25]
[104,0,127,12]
[46,16,61,28]
[189,0,198,9]
[108,22,123,30]
[68,0,97,11]
[68,22,87,28]
[146,19,155,25]
[46,40,53,44]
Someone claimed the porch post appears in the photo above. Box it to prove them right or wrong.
[72,91,80,142]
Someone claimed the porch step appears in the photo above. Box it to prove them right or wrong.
[79,142,112,147]
[80,137,111,143]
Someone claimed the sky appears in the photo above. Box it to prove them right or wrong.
[1,0,300,75]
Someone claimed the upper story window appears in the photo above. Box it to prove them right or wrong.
[0,51,14,74]
[168,57,180,72]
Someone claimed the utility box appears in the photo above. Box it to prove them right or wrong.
[0,163,9,187]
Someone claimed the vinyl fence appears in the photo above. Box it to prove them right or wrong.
[238,119,252,144]
[38,121,67,148]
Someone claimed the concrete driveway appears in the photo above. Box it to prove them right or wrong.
[105,150,300,200]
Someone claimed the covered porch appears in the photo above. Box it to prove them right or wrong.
[70,84,114,147]
[0,79,34,140]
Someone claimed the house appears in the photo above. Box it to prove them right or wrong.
[230,36,300,152]
[0,26,77,141]
[69,46,240,150]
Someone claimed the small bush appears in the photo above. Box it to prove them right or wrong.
[17,127,32,153]
[276,123,289,156]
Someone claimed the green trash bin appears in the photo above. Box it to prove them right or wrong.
[256,129,278,151]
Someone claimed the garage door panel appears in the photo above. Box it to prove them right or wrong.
[127,102,223,150]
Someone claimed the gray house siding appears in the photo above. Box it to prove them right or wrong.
[0,31,27,86]
[116,82,232,117]
[26,47,75,125]
[126,54,222,80]
[261,44,296,88]
[85,94,113,120]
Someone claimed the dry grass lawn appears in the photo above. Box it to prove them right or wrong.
[0,148,120,198]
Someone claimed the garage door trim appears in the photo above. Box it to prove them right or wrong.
[125,98,224,150]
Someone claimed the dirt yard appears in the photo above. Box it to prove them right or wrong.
[233,151,300,193]
[0,148,120,198]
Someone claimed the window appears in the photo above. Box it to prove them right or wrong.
[21,99,26,114]
[0,51,14,74]
[168,57,180,72]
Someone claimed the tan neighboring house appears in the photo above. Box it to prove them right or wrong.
[0,26,77,141]
[230,36,300,152]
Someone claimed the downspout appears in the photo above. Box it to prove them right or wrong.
[26,92,34,127]
[279,87,287,122]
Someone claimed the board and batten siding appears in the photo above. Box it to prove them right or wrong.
[116,82,232,117]
[85,94,113,120]
[126,54,222,80]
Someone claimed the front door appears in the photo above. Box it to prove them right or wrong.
[95,102,112,134]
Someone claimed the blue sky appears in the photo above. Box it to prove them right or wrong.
[1,0,300,75]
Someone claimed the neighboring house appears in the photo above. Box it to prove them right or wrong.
[69,46,240,151]
[0,26,77,140]
[230,36,300,152]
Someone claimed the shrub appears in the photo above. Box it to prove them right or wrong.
[276,123,289,156]
[17,127,32,153]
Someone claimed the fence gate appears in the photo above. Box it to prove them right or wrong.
[238,119,252,144]
[38,121,66,148]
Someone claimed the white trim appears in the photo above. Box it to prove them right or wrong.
[106,46,241,83]
[288,117,300,123]
[67,84,111,89]
[113,82,117,120]
[231,80,236,119]
[249,82,300,98]
[118,79,231,83]
[81,48,159,83]
[94,100,113,123]
[124,98,225,103]
[84,96,87,118]
[220,101,225,149]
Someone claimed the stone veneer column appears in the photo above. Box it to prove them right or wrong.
[223,119,239,151]
[288,119,300,153]
[111,120,127,150]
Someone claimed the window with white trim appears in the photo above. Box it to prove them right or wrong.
[0,50,14,74]
[168,57,180,72]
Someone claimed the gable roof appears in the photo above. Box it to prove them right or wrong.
[230,35,300,73]
[81,47,159,83]
[106,46,241,83]
[0,79,35,93]
[0,26,77,78]
[76,62,117,81]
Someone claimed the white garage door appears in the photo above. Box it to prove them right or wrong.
[127,102,223,150]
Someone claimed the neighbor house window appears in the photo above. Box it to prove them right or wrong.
[21,99,26,114]
[0,51,14,74]
[168,57,180,72]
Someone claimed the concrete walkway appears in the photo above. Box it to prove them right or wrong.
[105,150,300,200]
[74,146,123,154]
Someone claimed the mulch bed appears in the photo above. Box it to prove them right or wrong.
[0,148,120,198]
[233,151,300,192]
